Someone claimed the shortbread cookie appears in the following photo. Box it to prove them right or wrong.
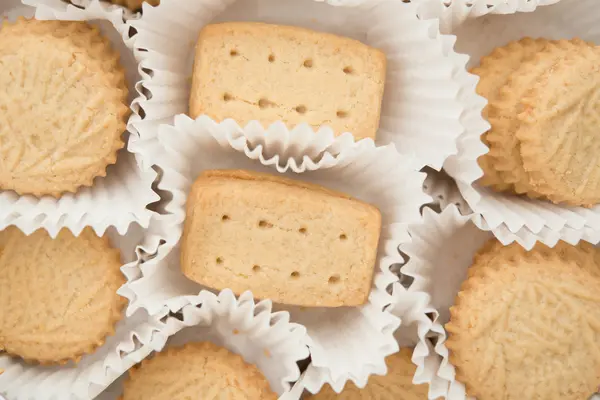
[310,348,430,399]
[190,22,386,139]
[517,45,600,206]
[181,169,382,307]
[446,240,600,400]
[473,37,548,191]
[0,227,125,364]
[108,0,159,10]
[0,19,129,197]
[121,342,277,400]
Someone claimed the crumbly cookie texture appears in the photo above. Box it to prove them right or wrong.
[121,342,277,400]
[108,0,159,10]
[190,22,386,139]
[0,227,125,365]
[0,19,129,197]
[446,239,600,400]
[181,169,381,307]
[309,348,430,399]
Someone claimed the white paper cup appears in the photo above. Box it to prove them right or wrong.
[0,222,169,400]
[423,167,471,216]
[0,0,158,237]
[413,0,560,34]
[126,113,429,391]
[91,290,309,399]
[442,0,600,250]
[126,0,482,170]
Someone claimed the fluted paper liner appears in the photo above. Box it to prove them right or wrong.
[0,0,158,237]
[126,0,477,170]
[443,0,600,250]
[127,113,429,391]
[414,0,560,34]
[0,221,169,400]
[98,290,309,398]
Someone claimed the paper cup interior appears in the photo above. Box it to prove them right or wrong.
[444,0,600,249]
[125,113,429,388]
[0,0,158,237]
[130,0,471,169]
[94,291,309,397]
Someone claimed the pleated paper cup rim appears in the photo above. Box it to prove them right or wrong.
[443,0,600,251]
[126,112,430,389]
[0,221,169,400]
[414,0,561,34]
[0,0,159,238]
[126,0,482,170]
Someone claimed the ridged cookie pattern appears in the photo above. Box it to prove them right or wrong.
[0,226,125,365]
[446,240,600,400]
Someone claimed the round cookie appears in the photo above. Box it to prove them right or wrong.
[0,227,125,364]
[121,342,277,400]
[517,44,600,206]
[0,19,129,197]
[309,348,429,399]
[473,37,548,191]
[446,239,600,400]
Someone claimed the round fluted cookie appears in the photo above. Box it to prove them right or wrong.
[309,348,429,399]
[517,43,600,206]
[0,19,129,197]
[0,227,125,364]
[122,342,277,400]
[473,37,548,192]
[446,239,600,400]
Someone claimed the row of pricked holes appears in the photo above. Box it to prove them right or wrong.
[230,49,354,75]
[222,94,349,118]
[223,215,348,241]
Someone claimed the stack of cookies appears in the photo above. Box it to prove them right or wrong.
[474,37,600,207]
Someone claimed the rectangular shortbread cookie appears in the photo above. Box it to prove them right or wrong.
[189,22,386,140]
[181,169,382,307]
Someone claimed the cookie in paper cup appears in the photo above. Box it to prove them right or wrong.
[413,0,560,34]
[444,0,600,249]
[127,114,428,389]
[108,290,308,398]
[0,222,168,400]
[0,0,158,236]
[127,0,473,169]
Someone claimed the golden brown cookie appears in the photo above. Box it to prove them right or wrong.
[517,44,600,206]
[0,227,125,364]
[446,239,600,400]
[0,19,129,197]
[181,169,381,307]
[309,348,430,399]
[121,342,277,400]
[108,0,159,10]
[473,37,548,191]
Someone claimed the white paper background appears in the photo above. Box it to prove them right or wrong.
[0,0,158,237]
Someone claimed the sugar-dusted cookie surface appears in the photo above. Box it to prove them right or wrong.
[0,227,125,364]
[446,239,600,400]
[121,342,277,400]
[0,19,129,197]
[310,348,430,399]
[189,22,386,139]
[181,169,382,307]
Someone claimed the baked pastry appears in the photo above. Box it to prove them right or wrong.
[190,22,386,139]
[121,342,277,400]
[474,37,600,206]
[181,169,381,307]
[0,227,125,364]
[0,19,129,197]
[446,239,600,400]
[309,348,430,399]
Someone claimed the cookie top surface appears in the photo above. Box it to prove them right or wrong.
[309,348,429,399]
[121,342,277,400]
[446,239,600,400]
[0,226,125,364]
[0,19,129,197]
[517,44,600,206]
